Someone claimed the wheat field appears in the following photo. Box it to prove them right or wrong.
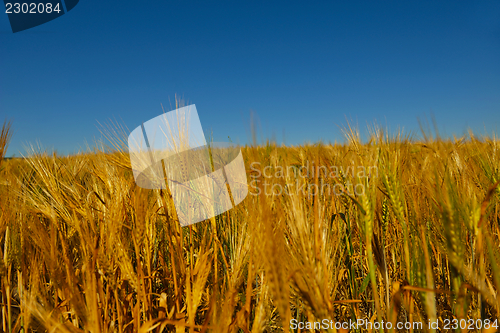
[1,118,500,332]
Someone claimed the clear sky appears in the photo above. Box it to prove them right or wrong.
[1,1,499,156]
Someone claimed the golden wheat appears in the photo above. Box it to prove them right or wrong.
[1,119,500,332]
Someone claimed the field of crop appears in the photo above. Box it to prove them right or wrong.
[1,119,500,332]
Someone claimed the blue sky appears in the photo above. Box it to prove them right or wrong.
[1,1,499,156]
